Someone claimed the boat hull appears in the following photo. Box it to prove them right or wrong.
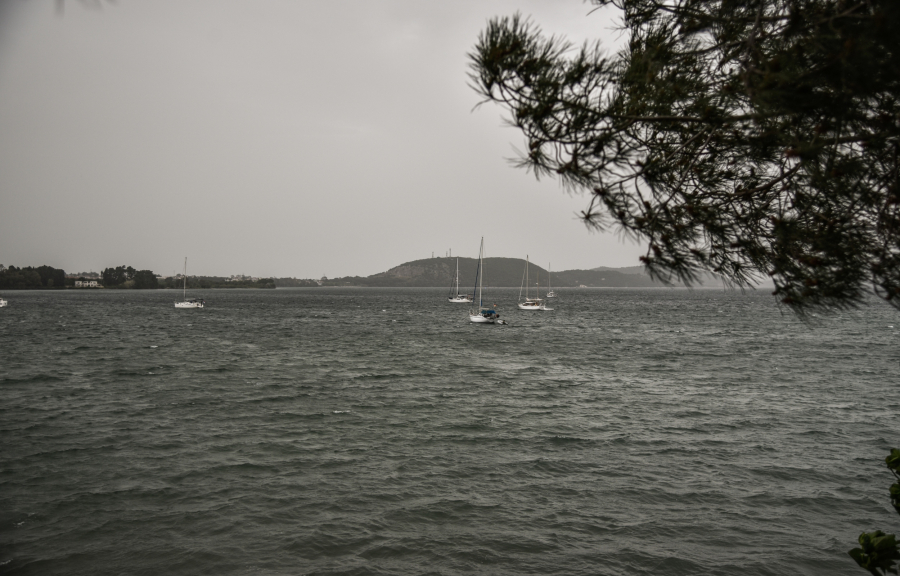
[469,306,501,323]
[175,301,204,308]
[448,296,473,303]
[518,298,550,311]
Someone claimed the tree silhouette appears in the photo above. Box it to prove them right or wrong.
[470,0,900,314]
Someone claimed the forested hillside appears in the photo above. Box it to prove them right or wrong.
[318,257,695,288]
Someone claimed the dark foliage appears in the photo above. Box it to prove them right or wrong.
[132,270,159,290]
[850,531,899,575]
[470,0,900,313]
[889,449,900,515]
[33,265,66,288]
[101,265,136,287]
[0,265,65,289]
[849,450,900,575]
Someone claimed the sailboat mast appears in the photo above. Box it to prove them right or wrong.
[183,257,187,301]
[472,248,479,304]
[526,255,529,300]
[478,238,484,307]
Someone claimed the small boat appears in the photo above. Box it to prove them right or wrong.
[468,238,505,324]
[518,255,552,311]
[448,257,472,303]
[175,257,204,308]
[546,263,557,298]
[0,298,7,307]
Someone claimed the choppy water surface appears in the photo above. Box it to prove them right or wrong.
[1,288,898,575]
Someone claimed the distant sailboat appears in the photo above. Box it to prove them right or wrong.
[468,238,503,324]
[448,257,472,303]
[0,297,7,307]
[546,263,557,298]
[174,257,204,308]
[518,255,552,311]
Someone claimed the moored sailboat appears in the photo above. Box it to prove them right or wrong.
[468,238,504,324]
[174,257,204,308]
[518,255,552,311]
[448,257,472,303]
[546,262,557,298]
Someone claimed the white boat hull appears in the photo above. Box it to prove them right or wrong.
[0,299,7,307]
[469,306,504,324]
[449,295,473,303]
[175,301,204,308]
[518,298,551,311]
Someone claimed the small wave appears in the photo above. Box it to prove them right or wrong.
[549,435,591,443]
[1,374,64,384]
[197,366,234,373]
[351,372,402,381]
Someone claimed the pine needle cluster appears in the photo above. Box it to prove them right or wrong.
[470,0,900,313]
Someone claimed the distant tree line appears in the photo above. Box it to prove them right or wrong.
[0,264,286,290]
[157,276,276,289]
[273,278,321,288]
[0,265,66,289]
[0,264,282,290]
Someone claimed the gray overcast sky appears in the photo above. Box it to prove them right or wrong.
[0,0,645,278]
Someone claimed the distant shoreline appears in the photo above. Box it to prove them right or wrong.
[3,257,766,291]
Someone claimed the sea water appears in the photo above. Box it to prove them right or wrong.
[0,287,897,575]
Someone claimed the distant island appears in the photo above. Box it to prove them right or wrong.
[301,257,724,289]
[0,258,724,291]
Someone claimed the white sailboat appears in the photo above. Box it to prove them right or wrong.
[468,238,504,324]
[546,262,557,298]
[174,257,204,308]
[448,257,472,303]
[0,298,7,307]
[518,255,552,311]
